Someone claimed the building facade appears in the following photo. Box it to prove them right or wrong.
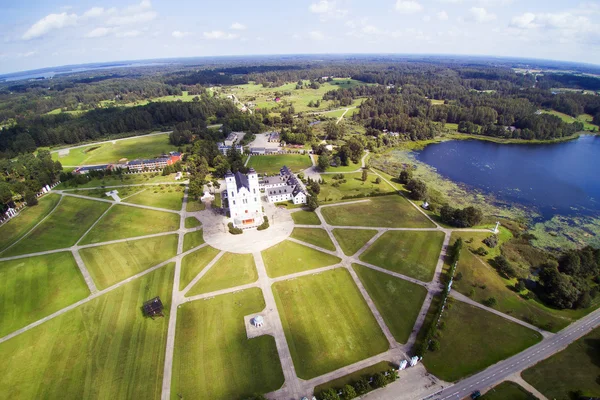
[127,152,182,171]
[261,166,308,205]
[224,168,263,228]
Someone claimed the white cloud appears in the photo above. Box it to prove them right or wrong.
[309,1,347,21]
[308,30,325,41]
[395,1,423,14]
[17,51,37,58]
[508,9,598,45]
[172,30,191,39]
[469,7,496,23]
[85,27,116,38]
[82,7,108,18]
[106,11,157,26]
[230,22,246,30]
[118,30,142,38]
[203,30,239,40]
[423,15,432,22]
[437,11,449,20]
[22,12,78,40]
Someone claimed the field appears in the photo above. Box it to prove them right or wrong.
[184,217,201,229]
[3,197,110,256]
[187,253,257,296]
[247,154,312,174]
[313,361,396,394]
[179,246,220,290]
[124,186,184,211]
[182,229,204,252]
[186,199,206,212]
[291,210,321,225]
[72,185,147,199]
[0,252,89,337]
[323,158,362,173]
[51,133,177,166]
[0,194,61,252]
[272,269,389,379]
[321,195,435,228]
[482,381,538,400]
[56,172,179,189]
[319,172,396,203]
[522,326,600,399]
[360,231,445,282]
[422,300,543,381]
[79,235,178,290]
[0,264,173,399]
[172,288,284,400]
[540,110,598,132]
[332,229,378,256]
[80,204,179,244]
[353,264,428,343]
[262,240,341,278]
[290,227,336,251]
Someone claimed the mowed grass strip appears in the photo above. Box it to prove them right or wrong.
[290,227,336,251]
[423,300,542,382]
[184,217,201,229]
[522,326,600,399]
[319,172,395,203]
[262,240,341,278]
[3,196,110,256]
[0,252,89,337]
[353,264,427,343]
[360,231,445,282]
[332,228,378,256]
[273,269,389,379]
[187,253,257,296]
[0,263,174,399]
[79,235,178,290]
[124,186,184,211]
[180,246,220,291]
[321,195,435,228]
[313,361,396,394]
[172,288,284,400]
[291,210,321,225]
[247,154,312,175]
[0,194,61,253]
[183,229,204,252]
[481,381,538,400]
[80,204,179,244]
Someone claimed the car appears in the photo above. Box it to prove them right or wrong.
[471,391,481,399]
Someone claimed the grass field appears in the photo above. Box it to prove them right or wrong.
[80,204,179,244]
[247,154,312,174]
[183,229,204,252]
[172,288,284,400]
[482,381,538,400]
[332,228,378,256]
[290,227,336,251]
[79,235,178,290]
[0,252,89,337]
[0,194,61,252]
[56,172,179,189]
[262,240,341,278]
[273,269,389,379]
[72,185,147,200]
[291,210,321,225]
[423,300,542,381]
[186,199,206,212]
[522,326,600,399]
[321,195,435,228]
[313,361,395,394]
[124,186,184,211]
[51,134,177,166]
[360,231,445,282]
[187,253,257,296]
[3,197,110,256]
[540,110,598,132]
[0,263,173,399]
[184,217,201,229]
[319,173,396,203]
[180,246,220,290]
[323,158,362,173]
[353,264,428,343]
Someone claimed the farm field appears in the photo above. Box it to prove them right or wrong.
[0,263,174,399]
[187,253,257,296]
[3,197,110,256]
[179,246,220,290]
[291,210,321,225]
[290,227,336,251]
[353,264,427,343]
[360,231,445,282]
[262,240,341,278]
[423,300,543,382]
[313,361,396,394]
[172,288,284,400]
[332,228,378,256]
[125,186,184,211]
[247,154,312,175]
[272,269,389,379]
[80,204,179,244]
[481,381,538,400]
[0,252,89,337]
[319,172,395,203]
[79,235,178,290]
[183,229,204,252]
[321,195,435,228]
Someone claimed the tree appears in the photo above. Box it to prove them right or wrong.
[398,169,413,184]
[375,177,381,184]
[429,339,441,351]
[307,195,319,211]
[361,169,368,182]
[320,388,340,400]
[309,180,321,194]
[24,191,38,206]
[483,297,497,307]
[406,178,427,200]
[494,255,516,279]
[0,182,12,209]
[341,384,356,400]
[372,372,388,388]
[318,154,331,172]
[353,377,370,395]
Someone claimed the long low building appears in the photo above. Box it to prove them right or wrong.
[260,165,308,205]
[127,151,182,171]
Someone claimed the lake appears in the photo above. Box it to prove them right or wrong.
[413,135,600,220]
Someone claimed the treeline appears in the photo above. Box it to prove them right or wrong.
[537,73,600,91]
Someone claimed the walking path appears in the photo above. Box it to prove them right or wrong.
[504,373,549,400]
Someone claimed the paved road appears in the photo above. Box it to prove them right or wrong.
[50,131,172,154]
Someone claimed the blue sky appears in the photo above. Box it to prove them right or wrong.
[1,0,599,74]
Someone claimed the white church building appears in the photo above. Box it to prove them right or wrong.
[223,168,263,228]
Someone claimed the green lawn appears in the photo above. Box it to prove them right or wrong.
[71,185,147,200]
[482,381,538,400]
[125,186,184,211]
[0,194,61,253]
[186,199,206,212]
[56,172,179,189]
[180,246,220,291]
[313,361,395,394]
[3,197,110,256]
[353,264,428,343]
[273,269,389,379]
[0,263,173,399]
[262,240,341,278]
[319,172,395,203]
[291,210,321,225]
[324,159,362,173]
[79,235,178,290]
[187,253,257,296]
[423,300,542,382]
[172,288,284,400]
[80,204,179,244]
[185,217,201,229]
[321,195,435,228]
[332,228,378,256]
[290,228,336,251]
[360,231,445,282]
[183,229,204,252]
[523,326,600,399]
[541,110,598,132]
[0,252,89,337]
[247,154,312,175]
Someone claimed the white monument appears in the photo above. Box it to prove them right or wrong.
[399,360,408,370]
[492,221,500,234]
[409,356,421,367]
[252,315,264,328]
[105,190,121,202]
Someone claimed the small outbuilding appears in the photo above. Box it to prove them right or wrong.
[143,297,164,319]
[252,315,264,327]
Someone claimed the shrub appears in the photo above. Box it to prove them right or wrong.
[473,246,488,256]
[228,222,243,235]
[428,339,441,351]
[353,377,370,395]
[320,388,340,400]
[341,384,356,400]
[257,216,270,231]
[483,297,497,307]
[372,373,388,389]
[483,235,499,248]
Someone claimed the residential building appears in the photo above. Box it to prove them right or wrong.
[223,168,263,228]
[262,166,308,205]
[127,151,182,171]
[267,131,280,143]
[218,142,244,155]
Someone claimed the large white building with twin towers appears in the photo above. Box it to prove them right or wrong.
[224,168,263,228]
